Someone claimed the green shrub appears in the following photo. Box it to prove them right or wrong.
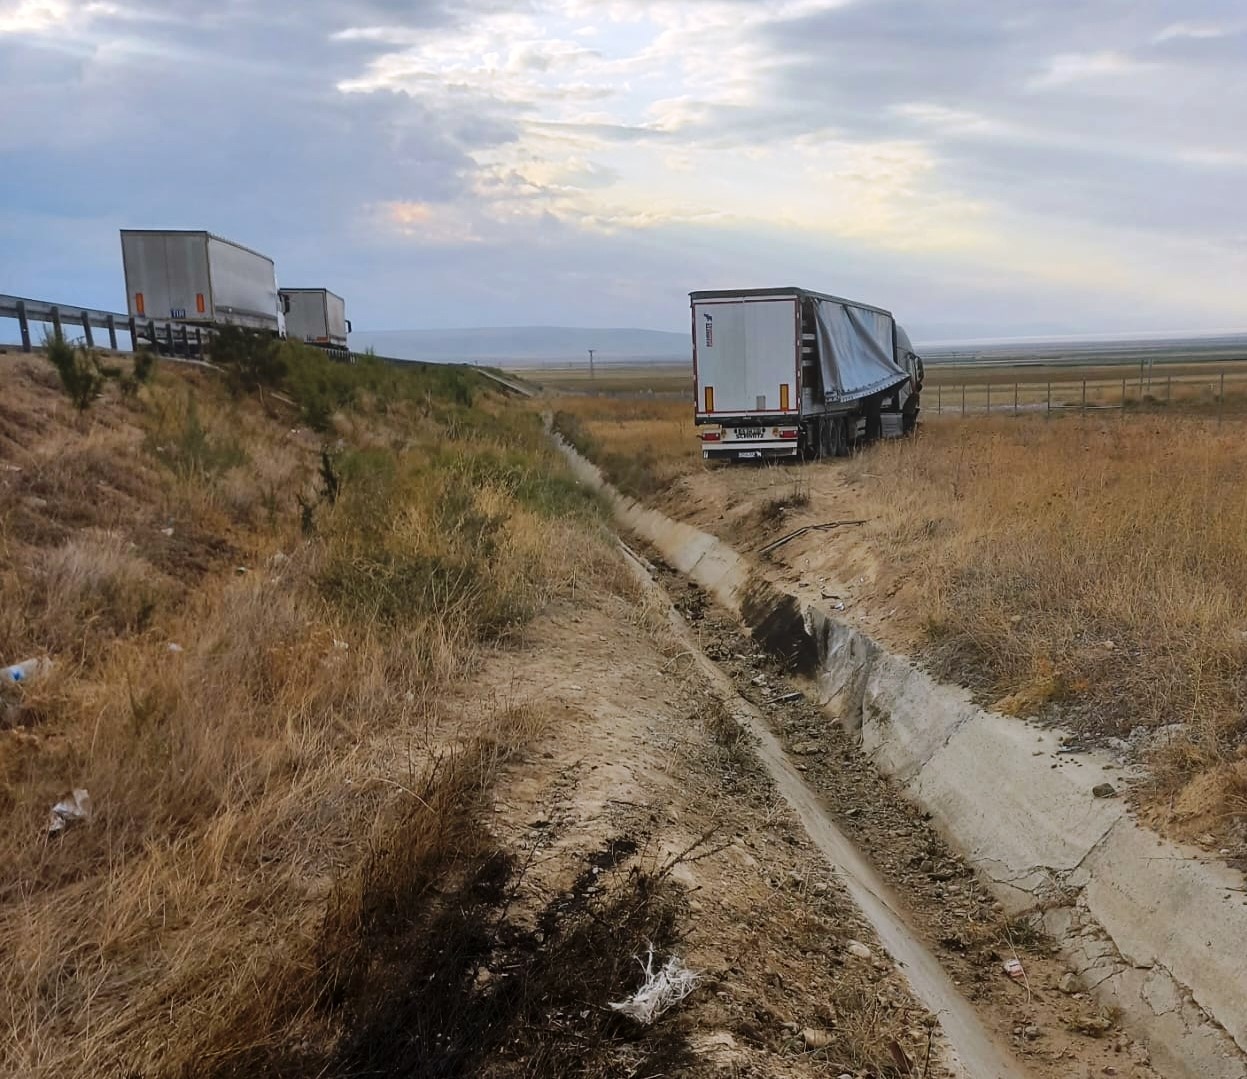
[44,333,105,411]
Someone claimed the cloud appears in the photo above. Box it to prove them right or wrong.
[1027,50,1151,90]
[1153,21,1235,43]
[3,0,1247,338]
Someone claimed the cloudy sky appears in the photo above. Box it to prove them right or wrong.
[2,0,1245,340]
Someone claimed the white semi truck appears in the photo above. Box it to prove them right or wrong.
[279,288,350,349]
[120,230,282,335]
[691,287,924,461]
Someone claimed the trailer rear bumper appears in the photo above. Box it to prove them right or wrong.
[701,441,799,461]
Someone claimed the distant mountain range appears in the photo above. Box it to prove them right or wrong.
[349,326,689,366]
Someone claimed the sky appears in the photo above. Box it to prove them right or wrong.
[1,0,1245,341]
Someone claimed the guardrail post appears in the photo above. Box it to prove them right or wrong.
[81,311,94,348]
[50,306,63,341]
[195,328,203,358]
[180,325,190,357]
[16,300,31,353]
[106,315,117,351]
[148,320,157,352]
[128,316,137,350]
[165,323,174,354]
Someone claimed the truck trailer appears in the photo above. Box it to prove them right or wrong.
[120,230,282,335]
[279,288,350,349]
[691,287,923,461]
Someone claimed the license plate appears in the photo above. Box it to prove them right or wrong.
[735,427,764,439]
[737,450,762,459]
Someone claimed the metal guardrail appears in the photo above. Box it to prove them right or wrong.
[1,292,538,397]
[0,293,212,357]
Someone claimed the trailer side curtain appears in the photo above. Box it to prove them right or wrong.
[814,299,910,403]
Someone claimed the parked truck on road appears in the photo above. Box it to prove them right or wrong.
[120,229,282,336]
[279,288,351,351]
[691,287,923,461]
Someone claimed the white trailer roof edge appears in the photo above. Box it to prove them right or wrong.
[280,288,346,304]
[119,229,275,267]
[690,287,893,320]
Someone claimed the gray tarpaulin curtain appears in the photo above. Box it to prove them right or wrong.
[814,299,909,403]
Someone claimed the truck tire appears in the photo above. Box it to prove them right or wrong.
[832,417,850,457]
[903,392,920,435]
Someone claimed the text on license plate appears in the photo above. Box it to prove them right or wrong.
[735,427,764,439]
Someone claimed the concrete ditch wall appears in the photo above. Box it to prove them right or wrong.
[557,437,1247,1079]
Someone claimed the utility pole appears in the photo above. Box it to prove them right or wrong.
[588,348,596,380]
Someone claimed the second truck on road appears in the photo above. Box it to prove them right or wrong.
[692,287,924,461]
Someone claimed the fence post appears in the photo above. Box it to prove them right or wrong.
[50,306,63,341]
[1046,381,1051,416]
[937,384,941,414]
[1014,382,1019,414]
[16,300,31,353]
[1121,377,1126,414]
[1166,375,1172,406]
[961,384,966,417]
[81,312,94,349]
[1081,380,1087,414]
[986,382,991,414]
[1219,372,1225,425]
[106,315,117,351]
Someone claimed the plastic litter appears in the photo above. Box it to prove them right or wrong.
[2,657,51,685]
[609,944,699,1024]
[166,642,184,654]
[1003,957,1025,981]
[48,788,92,835]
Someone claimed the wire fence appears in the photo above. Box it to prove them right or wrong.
[929,371,1247,423]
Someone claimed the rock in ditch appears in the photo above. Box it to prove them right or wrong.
[846,940,874,961]
[791,741,823,756]
[1092,783,1118,799]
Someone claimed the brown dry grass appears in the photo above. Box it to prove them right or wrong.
[0,355,629,1077]
[560,393,1247,848]
[548,396,701,498]
[856,415,1247,840]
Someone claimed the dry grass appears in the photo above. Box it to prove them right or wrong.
[549,396,701,498]
[0,355,632,1077]
[855,415,1247,836]
[560,391,1247,847]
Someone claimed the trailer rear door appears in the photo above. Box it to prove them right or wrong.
[693,296,797,419]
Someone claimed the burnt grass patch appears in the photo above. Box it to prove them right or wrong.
[197,779,694,1079]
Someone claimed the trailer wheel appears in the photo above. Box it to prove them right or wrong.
[832,417,850,458]
[903,392,920,435]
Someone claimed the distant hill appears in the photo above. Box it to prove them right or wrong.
[349,326,689,366]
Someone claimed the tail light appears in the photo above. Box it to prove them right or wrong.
[701,431,721,442]
[778,428,799,440]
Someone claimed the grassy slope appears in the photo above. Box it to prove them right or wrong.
[553,393,1247,851]
[0,349,627,1076]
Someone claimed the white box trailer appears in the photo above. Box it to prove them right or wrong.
[691,287,924,460]
[120,229,281,334]
[279,288,350,348]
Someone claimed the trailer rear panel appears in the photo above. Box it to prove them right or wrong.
[693,295,798,420]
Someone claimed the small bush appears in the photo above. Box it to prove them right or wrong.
[147,392,247,479]
[211,325,288,396]
[44,333,105,411]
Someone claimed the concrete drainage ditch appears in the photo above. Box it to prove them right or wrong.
[555,434,1247,1079]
